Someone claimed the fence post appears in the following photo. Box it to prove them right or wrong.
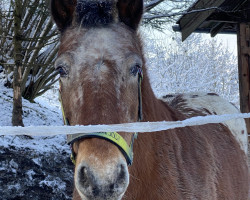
[238,23,250,138]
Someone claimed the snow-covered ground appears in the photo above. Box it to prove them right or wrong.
[0,78,69,153]
[0,75,74,200]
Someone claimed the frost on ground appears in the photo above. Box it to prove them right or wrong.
[0,78,74,200]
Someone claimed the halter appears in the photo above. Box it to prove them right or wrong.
[59,68,143,166]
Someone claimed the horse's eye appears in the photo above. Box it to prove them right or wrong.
[130,64,141,76]
[56,65,68,77]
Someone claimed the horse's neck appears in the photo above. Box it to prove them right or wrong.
[126,74,178,198]
[141,74,176,122]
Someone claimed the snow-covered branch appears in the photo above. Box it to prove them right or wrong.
[143,7,228,20]
[144,0,165,12]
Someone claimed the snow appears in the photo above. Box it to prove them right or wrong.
[0,77,74,199]
[32,158,42,166]
[144,31,239,106]
[39,176,66,193]
[8,183,21,190]
[0,78,69,154]
[26,169,36,180]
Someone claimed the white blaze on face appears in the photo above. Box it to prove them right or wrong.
[71,29,123,85]
[63,27,140,122]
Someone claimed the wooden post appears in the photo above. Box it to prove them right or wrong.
[237,23,250,136]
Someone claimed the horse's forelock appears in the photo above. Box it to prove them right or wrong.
[76,0,118,27]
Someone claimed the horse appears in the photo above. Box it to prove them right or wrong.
[50,0,249,199]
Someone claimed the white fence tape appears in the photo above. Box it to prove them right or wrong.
[0,113,250,136]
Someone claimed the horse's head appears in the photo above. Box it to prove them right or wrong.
[51,0,143,199]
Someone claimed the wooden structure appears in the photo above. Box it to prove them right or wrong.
[174,0,250,135]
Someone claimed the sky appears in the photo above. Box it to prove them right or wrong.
[144,26,238,56]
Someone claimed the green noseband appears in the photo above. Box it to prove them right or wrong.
[67,131,137,165]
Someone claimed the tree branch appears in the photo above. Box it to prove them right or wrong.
[144,0,165,13]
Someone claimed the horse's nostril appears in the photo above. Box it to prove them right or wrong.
[109,183,115,192]
[110,183,115,190]
[79,166,88,185]
[117,164,126,183]
[92,186,100,197]
[80,166,86,175]
[78,165,99,197]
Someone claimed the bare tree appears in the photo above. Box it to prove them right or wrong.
[143,0,195,29]
[12,0,24,126]
[0,0,58,103]
[1,0,58,126]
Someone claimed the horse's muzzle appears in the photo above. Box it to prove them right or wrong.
[75,160,129,200]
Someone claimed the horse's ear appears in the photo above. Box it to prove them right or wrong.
[51,0,77,32]
[117,0,143,30]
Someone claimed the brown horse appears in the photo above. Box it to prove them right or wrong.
[50,0,249,199]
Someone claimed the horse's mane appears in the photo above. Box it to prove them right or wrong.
[76,0,117,27]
